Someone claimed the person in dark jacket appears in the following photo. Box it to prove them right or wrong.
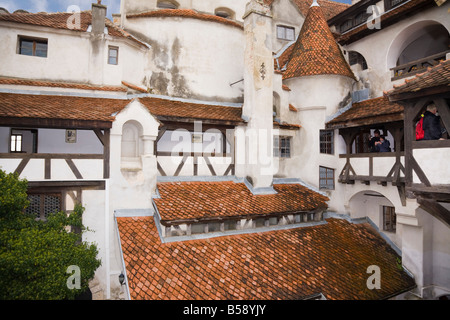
[423,104,443,140]
[375,135,391,152]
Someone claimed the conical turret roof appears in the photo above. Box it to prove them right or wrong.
[283,1,355,81]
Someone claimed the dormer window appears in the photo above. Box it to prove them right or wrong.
[215,7,235,20]
[18,36,47,57]
[157,0,179,9]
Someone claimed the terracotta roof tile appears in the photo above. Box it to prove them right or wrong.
[289,104,298,112]
[126,9,243,29]
[385,59,450,97]
[326,96,404,129]
[265,0,350,20]
[138,97,243,124]
[0,77,126,92]
[117,216,416,300]
[154,181,328,224]
[0,92,127,123]
[0,11,147,47]
[283,4,355,80]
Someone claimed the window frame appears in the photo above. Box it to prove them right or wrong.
[320,130,334,155]
[319,166,335,190]
[17,35,48,58]
[24,192,62,221]
[108,46,119,65]
[274,136,292,158]
[10,133,23,153]
[10,128,38,153]
[157,0,179,9]
[276,25,295,41]
[382,206,396,232]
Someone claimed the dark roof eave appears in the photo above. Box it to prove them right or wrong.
[326,113,404,129]
[0,116,113,129]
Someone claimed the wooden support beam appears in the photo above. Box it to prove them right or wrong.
[45,158,51,179]
[14,157,30,175]
[174,155,188,176]
[417,197,450,228]
[65,159,83,179]
[103,129,110,179]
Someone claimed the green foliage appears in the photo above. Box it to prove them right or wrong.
[0,170,101,300]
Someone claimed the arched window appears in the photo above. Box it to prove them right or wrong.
[348,51,368,70]
[214,7,235,20]
[157,0,179,9]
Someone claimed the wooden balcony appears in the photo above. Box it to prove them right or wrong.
[391,50,450,81]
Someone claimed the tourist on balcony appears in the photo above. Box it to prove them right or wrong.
[375,135,391,152]
[369,129,381,152]
[423,104,444,140]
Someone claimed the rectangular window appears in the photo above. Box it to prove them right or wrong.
[108,46,119,65]
[10,129,37,153]
[320,130,334,154]
[319,166,335,190]
[18,36,48,57]
[24,193,62,220]
[383,206,396,232]
[10,134,23,152]
[274,136,291,158]
[277,25,295,41]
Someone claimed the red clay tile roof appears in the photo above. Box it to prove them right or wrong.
[138,97,244,124]
[0,11,147,47]
[117,216,416,300]
[326,96,404,129]
[154,181,328,224]
[0,92,128,123]
[385,59,450,98]
[294,0,350,20]
[265,0,350,20]
[336,0,434,45]
[126,9,243,29]
[121,80,149,93]
[0,77,127,92]
[0,92,243,126]
[283,4,355,80]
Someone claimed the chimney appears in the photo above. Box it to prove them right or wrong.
[92,1,107,35]
[241,0,276,193]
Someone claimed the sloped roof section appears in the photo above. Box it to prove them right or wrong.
[126,9,243,29]
[154,181,328,224]
[326,96,404,129]
[264,0,350,20]
[0,10,147,47]
[282,3,355,80]
[117,216,416,300]
[0,92,127,124]
[386,59,450,100]
[138,96,244,124]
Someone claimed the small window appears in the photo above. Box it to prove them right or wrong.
[24,193,62,220]
[10,134,23,152]
[383,206,396,232]
[319,166,335,190]
[108,46,118,65]
[10,129,37,153]
[320,130,334,154]
[274,136,291,158]
[215,7,235,20]
[340,19,353,33]
[18,36,48,57]
[277,25,295,41]
[157,0,178,9]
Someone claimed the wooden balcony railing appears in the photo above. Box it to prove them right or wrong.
[391,50,449,81]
